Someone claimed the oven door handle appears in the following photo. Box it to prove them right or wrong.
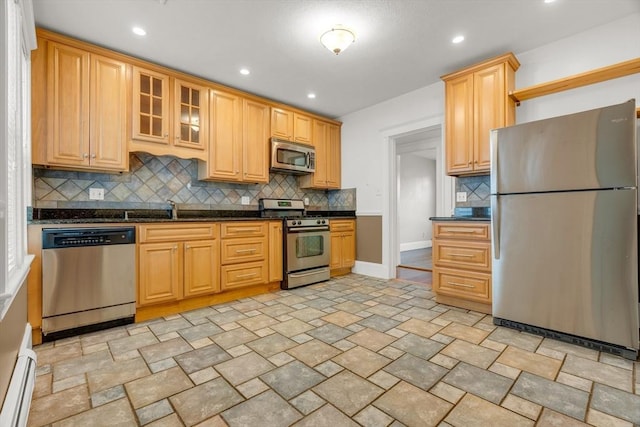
[288,226,330,233]
[289,268,329,278]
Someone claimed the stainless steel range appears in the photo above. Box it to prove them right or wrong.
[259,199,330,289]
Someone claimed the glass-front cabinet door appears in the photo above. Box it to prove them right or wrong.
[132,66,170,144]
[174,78,208,151]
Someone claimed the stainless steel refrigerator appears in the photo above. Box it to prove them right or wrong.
[490,99,639,359]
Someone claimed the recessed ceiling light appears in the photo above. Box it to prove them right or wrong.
[239,68,250,75]
[452,35,465,44]
[307,93,316,99]
[132,27,146,36]
[544,0,556,3]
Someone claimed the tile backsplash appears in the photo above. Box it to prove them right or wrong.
[456,175,490,207]
[33,153,356,211]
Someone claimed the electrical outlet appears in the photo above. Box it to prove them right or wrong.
[456,191,467,202]
[89,188,104,200]
[241,196,250,205]
[304,197,309,206]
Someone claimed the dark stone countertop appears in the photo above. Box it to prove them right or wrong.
[430,206,491,222]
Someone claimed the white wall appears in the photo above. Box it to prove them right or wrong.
[398,155,435,250]
[340,12,640,279]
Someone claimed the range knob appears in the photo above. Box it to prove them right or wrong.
[316,219,321,224]
[297,220,302,225]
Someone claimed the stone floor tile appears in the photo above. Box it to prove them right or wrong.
[590,383,640,424]
[390,333,444,360]
[275,294,308,307]
[599,353,635,370]
[245,332,297,357]
[365,303,404,318]
[536,408,590,426]
[181,306,216,323]
[291,334,314,344]
[52,349,113,381]
[33,373,52,399]
[136,399,174,425]
[157,331,181,342]
[538,338,599,360]
[207,309,248,326]
[562,354,633,392]
[373,381,451,426]
[331,346,391,378]
[254,327,276,337]
[221,390,302,427]
[52,373,85,393]
[497,345,562,380]
[236,378,270,399]
[368,370,400,390]
[436,309,483,326]
[440,339,499,369]
[511,372,589,420]
[383,353,448,391]
[429,353,459,370]
[108,331,159,356]
[260,360,326,399]
[174,343,231,374]
[150,413,190,426]
[439,322,490,344]
[313,370,383,416]
[211,327,258,349]
[333,300,370,314]
[90,384,126,407]
[443,362,513,404]
[149,318,192,336]
[586,408,634,427]
[286,339,341,367]
[82,341,109,355]
[236,314,279,331]
[306,323,353,344]
[444,393,534,427]
[29,384,90,426]
[170,377,244,426]
[139,337,192,364]
[354,405,394,427]
[333,339,357,351]
[321,310,362,327]
[430,332,456,345]
[189,337,214,349]
[501,394,542,420]
[289,390,326,415]
[396,318,442,338]
[357,314,401,332]
[149,357,178,373]
[535,346,567,360]
[259,303,295,318]
[268,351,296,367]
[289,307,327,321]
[51,398,136,427]
[189,367,220,385]
[226,344,252,357]
[378,346,405,360]
[480,338,508,352]
[346,328,397,351]
[487,327,542,352]
[430,381,465,404]
[489,361,521,379]
[293,404,360,427]
[125,366,193,409]
[555,371,593,392]
[269,318,314,337]
[398,306,440,322]
[231,299,266,312]
[34,342,82,366]
[215,351,275,385]
[178,322,224,342]
[80,327,129,348]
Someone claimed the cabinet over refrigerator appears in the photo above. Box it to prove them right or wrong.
[490,99,639,359]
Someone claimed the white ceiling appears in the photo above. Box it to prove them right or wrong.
[32,0,640,119]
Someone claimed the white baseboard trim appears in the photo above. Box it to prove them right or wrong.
[400,240,431,252]
[352,261,392,280]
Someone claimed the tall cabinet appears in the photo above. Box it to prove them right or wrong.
[442,53,519,175]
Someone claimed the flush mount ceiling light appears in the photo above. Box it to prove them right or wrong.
[320,26,355,55]
[307,93,316,99]
[239,68,250,75]
[132,27,146,36]
[452,35,465,44]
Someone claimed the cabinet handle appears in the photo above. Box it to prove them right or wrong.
[450,253,474,258]
[164,133,169,137]
[83,153,89,159]
[173,245,178,252]
[237,273,257,279]
[447,281,474,288]
[235,248,256,254]
[231,228,257,233]
[91,154,96,159]
[450,229,477,234]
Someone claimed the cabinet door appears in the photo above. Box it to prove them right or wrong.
[132,66,170,144]
[209,90,242,181]
[90,54,128,170]
[268,222,283,282]
[174,78,208,151]
[184,239,220,297]
[243,98,270,183]
[47,42,90,166]
[271,107,293,140]
[341,231,356,268]
[138,242,181,305]
[474,64,505,172]
[326,123,341,189]
[293,113,312,144]
[445,74,473,175]
[330,233,343,269]
[313,120,329,186]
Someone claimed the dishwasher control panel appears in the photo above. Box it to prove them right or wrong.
[42,227,136,249]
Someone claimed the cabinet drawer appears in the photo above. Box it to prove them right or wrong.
[433,222,489,240]
[221,238,266,265]
[330,219,355,232]
[433,240,491,272]
[433,267,491,303]
[221,222,267,238]
[138,223,217,243]
[221,260,268,290]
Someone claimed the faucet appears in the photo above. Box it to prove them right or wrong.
[167,199,178,220]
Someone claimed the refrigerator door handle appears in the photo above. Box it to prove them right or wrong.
[492,195,500,259]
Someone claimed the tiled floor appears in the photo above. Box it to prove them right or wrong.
[29,274,640,427]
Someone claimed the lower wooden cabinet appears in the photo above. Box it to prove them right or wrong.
[137,224,220,306]
[431,221,492,314]
[330,219,356,275]
[220,221,269,291]
[268,222,283,282]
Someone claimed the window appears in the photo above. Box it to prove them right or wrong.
[0,0,36,319]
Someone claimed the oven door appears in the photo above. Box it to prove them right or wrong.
[286,227,330,272]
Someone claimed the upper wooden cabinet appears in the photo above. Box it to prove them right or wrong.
[442,53,519,176]
[271,107,312,144]
[32,39,129,172]
[198,91,270,183]
[299,120,341,189]
[130,66,209,160]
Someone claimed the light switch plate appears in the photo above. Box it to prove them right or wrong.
[456,191,467,202]
[89,188,104,200]
[241,196,250,205]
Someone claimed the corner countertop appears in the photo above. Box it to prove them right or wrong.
[28,208,356,225]
[430,206,491,222]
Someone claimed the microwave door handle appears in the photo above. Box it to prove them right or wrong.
[305,152,310,168]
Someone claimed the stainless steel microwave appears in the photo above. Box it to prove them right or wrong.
[270,138,315,174]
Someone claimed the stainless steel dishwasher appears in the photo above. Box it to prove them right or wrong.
[42,227,136,340]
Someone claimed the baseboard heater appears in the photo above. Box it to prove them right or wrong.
[494,317,639,361]
[0,324,37,427]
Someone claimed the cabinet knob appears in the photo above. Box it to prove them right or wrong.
[83,153,89,159]
[91,154,96,159]
[164,133,169,137]
[185,245,190,249]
